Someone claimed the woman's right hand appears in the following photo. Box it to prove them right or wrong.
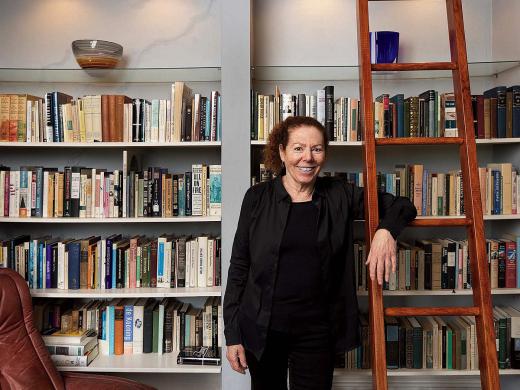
[226,344,248,374]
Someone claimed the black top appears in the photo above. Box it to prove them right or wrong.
[270,201,326,332]
[223,175,417,360]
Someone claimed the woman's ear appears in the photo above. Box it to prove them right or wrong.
[278,143,285,163]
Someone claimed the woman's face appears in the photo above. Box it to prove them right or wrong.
[279,125,326,187]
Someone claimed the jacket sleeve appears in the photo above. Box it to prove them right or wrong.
[349,182,417,239]
[223,188,254,346]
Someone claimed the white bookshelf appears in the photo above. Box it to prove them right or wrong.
[56,352,221,373]
[31,287,222,298]
[0,217,221,223]
[356,288,520,296]
[333,369,520,377]
[0,67,221,83]
[252,138,520,146]
[0,142,221,148]
[251,61,520,81]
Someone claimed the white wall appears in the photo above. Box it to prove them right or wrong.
[253,0,492,66]
[0,0,221,68]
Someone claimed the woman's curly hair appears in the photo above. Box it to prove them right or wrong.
[263,116,329,175]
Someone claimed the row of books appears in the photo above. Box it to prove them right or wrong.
[0,162,222,218]
[0,83,222,143]
[353,236,520,291]
[347,306,520,370]
[254,163,519,217]
[36,297,222,366]
[2,234,221,289]
[367,163,519,217]
[251,85,520,141]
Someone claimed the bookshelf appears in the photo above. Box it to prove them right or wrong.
[56,353,221,373]
[0,217,221,223]
[30,287,222,298]
[251,61,520,81]
[0,141,221,148]
[0,64,223,375]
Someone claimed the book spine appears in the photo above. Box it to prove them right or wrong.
[123,305,134,355]
[324,86,334,141]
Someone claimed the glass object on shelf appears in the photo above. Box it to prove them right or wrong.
[72,40,123,69]
[370,31,399,64]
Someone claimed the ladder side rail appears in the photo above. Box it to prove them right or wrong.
[446,0,500,388]
[356,1,388,389]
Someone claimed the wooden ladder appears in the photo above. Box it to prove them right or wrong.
[356,0,500,389]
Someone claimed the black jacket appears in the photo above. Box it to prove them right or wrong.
[223,175,417,360]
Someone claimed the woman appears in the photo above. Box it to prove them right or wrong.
[224,116,417,389]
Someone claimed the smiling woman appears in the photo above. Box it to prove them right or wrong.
[223,116,417,390]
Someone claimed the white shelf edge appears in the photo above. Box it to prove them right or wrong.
[252,139,520,146]
[356,288,520,296]
[351,215,520,222]
[31,287,222,298]
[56,352,221,373]
[334,369,520,377]
[0,67,222,83]
[0,141,221,148]
[0,217,221,223]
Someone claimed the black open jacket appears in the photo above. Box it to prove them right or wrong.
[223,175,417,360]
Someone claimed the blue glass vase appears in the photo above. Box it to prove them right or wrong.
[370,31,399,64]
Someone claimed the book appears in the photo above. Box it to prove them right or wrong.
[50,345,99,367]
[42,328,95,345]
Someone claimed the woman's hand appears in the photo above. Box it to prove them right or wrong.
[365,228,397,285]
[226,344,248,374]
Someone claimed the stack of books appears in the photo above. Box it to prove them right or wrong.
[42,329,99,368]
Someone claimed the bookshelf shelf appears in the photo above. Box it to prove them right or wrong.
[252,139,520,146]
[352,215,520,222]
[0,217,221,223]
[357,288,520,296]
[333,369,520,377]
[56,352,221,373]
[0,67,221,84]
[30,287,222,298]
[0,141,221,148]
[251,60,520,81]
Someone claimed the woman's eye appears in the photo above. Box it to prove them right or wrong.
[294,147,303,152]
[312,147,323,153]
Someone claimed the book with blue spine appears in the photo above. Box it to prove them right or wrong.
[108,305,115,355]
[209,165,222,217]
[124,304,134,354]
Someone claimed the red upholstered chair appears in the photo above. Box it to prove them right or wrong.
[0,268,155,390]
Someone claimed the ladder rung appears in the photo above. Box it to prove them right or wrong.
[410,217,471,227]
[384,306,480,317]
[376,137,463,146]
[372,62,457,72]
